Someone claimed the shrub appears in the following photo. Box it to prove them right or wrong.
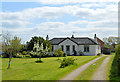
[25,54,31,58]
[78,50,84,56]
[22,51,27,55]
[35,60,43,63]
[60,58,76,68]
[15,55,23,58]
[97,53,101,56]
[115,44,120,75]
[63,53,67,57]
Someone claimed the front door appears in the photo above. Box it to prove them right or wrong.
[66,45,70,55]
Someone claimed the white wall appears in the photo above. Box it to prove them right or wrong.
[59,38,78,55]
[78,45,98,56]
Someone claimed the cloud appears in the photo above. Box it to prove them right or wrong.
[1,2,118,43]
[38,0,118,5]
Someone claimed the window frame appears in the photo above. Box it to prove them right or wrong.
[84,45,89,52]
[61,45,64,51]
[73,45,75,52]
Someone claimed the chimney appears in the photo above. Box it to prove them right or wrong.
[94,34,97,43]
[71,32,75,38]
[71,34,74,38]
[46,35,49,40]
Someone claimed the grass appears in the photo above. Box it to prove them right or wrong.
[109,53,120,81]
[75,55,107,80]
[106,53,115,80]
[2,56,99,80]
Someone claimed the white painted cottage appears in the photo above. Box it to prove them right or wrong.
[49,34,101,56]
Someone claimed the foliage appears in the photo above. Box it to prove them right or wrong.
[35,59,43,63]
[54,48,64,59]
[63,53,67,57]
[15,55,23,58]
[25,54,31,58]
[78,50,84,56]
[109,53,120,80]
[10,36,22,56]
[115,44,120,75]
[26,36,52,51]
[20,44,27,52]
[2,31,12,57]
[54,49,58,57]
[60,58,76,68]
[97,53,101,56]
[103,37,119,50]
[30,41,49,61]
[58,48,64,57]
[22,51,27,55]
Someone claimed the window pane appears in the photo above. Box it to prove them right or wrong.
[61,45,64,51]
[73,45,75,51]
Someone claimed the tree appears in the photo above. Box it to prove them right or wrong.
[2,31,12,68]
[10,36,22,57]
[54,48,63,59]
[2,31,12,57]
[26,36,51,51]
[54,49,59,59]
[58,48,64,57]
[30,41,49,62]
[103,37,120,50]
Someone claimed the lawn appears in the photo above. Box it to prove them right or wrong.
[2,56,98,80]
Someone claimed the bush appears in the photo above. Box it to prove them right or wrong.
[97,53,101,56]
[115,44,120,75]
[35,60,43,63]
[15,55,23,58]
[60,58,76,68]
[22,51,27,55]
[63,53,67,57]
[78,50,84,56]
[25,54,31,58]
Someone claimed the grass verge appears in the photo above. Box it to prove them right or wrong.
[109,53,120,81]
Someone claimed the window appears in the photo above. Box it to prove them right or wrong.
[61,45,64,51]
[73,45,75,52]
[84,45,89,52]
[66,45,70,51]
[52,46,54,51]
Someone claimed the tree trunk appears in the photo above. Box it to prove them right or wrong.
[8,55,12,69]
[39,56,41,61]
[7,50,12,69]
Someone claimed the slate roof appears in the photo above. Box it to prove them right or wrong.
[49,37,98,45]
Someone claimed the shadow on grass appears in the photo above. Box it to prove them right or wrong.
[109,54,120,81]
[35,60,43,63]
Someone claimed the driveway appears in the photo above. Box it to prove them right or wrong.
[60,56,104,80]
[91,55,112,80]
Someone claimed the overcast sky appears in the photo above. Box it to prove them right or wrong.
[1,0,118,43]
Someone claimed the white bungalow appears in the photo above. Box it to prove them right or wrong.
[48,34,101,56]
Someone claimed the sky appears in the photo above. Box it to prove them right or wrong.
[1,0,119,43]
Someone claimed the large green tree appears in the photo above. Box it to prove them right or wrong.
[2,31,22,68]
[103,37,120,49]
[10,36,22,56]
[26,36,52,51]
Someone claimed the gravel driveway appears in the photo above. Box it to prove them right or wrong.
[60,56,104,80]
